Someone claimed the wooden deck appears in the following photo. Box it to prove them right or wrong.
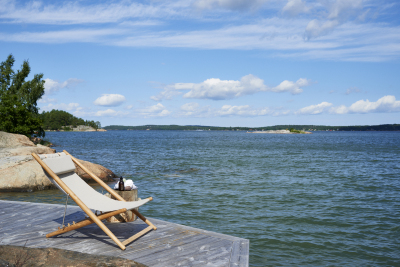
[0,200,249,266]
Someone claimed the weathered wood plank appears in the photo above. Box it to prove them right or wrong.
[116,230,199,258]
[0,204,30,216]
[132,234,211,263]
[92,227,198,259]
[148,238,233,267]
[0,200,249,267]
[0,207,63,229]
[229,239,250,267]
[148,218,243,242]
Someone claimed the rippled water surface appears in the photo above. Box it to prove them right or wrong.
[1,131,400,266]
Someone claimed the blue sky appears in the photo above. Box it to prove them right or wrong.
[1,0,400,127]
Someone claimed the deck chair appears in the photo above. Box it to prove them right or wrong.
[32,150,156,250]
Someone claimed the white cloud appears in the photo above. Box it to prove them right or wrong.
[304,19,339,40]
[95,109,118,116]
[44,78,83,94]
[178,102,289,117]
[296,102,333,115]
[71,108,129,117]
[328,0,363,20]
[150,90,183,101]
[38,96,57,103]
[304,0,364,39]
[282,0,309,16]
[180,102,201,116]
[41,102,81,112]
[152,75,310,101]
[272,78,311,94]
[217,105,272,116]
[193,0,268,11]
[0,28,126,44]
[94,94,126,107]
[181,74,265,100]
[345,87,362,95]
[297,95,400,115]
[0,0,184,25]
[136,103,171,117]
[0,1,398,62]
[114,19,335,50]
[118,20,163,27]
[330,105,348,114]
[178,102,213,117]
[331,95,400,114]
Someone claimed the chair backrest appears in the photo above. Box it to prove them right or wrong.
[39,152,76,195]
[37,152,152,213]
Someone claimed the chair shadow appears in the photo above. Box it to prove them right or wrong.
[49,210,151,249]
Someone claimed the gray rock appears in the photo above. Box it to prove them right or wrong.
[0,132,56,192]
[0,258,15,267]
[0,245,146,267]
[0,131,116,192]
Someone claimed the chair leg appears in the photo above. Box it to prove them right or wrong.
[91,215,126,250]
[131,209,157,230]
[122,225,154,246]
[121,209,157,246]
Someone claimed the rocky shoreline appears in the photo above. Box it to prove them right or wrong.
[0,245,146,267]
[0,131,117,192]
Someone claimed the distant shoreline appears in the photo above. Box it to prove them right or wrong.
[103,124,400,131]
[45,129,107,132]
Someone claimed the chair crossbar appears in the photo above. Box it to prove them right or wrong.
[122,225,154,246]
[46,208,127,238]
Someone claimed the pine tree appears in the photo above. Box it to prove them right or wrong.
[0,54,45,137]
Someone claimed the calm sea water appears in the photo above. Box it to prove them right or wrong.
[1,130,400,266]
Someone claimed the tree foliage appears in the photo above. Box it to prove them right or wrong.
[39,109,100,130]
[0,54,45,137]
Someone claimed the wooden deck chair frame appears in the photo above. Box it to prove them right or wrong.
[32,150,157,250]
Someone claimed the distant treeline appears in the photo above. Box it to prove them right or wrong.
[40,110,100,131]
[104,124,400,131]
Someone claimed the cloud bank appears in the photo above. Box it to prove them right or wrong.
[0,0,398,62]
[152,75,311,101]
[297,95,400,115]
[179,102,290,117]
[283,0,310,17]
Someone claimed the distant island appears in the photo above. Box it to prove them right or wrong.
[103,124,400,132]
[40,110,104,132]
[249,129,312,134]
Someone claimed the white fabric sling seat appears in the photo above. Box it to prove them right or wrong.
[58,173,150,212]
[32,150,156,250]
[39,152,151,212]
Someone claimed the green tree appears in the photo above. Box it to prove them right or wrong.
[0,54,45,137]
[95,121,101,130]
